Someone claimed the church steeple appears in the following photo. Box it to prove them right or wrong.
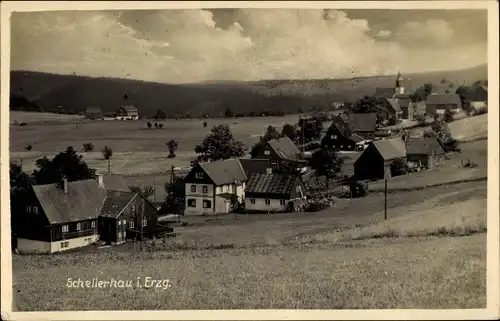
[395,71,404,95]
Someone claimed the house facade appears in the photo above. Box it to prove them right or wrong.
[184,158,247,216]
[383,98,403,122]
[405,137,446,169]
[426,94,462,116]
[116,105,139,120]
[85,107,103,120]
[321,117,364,151]
[469,85,488,110]
[98,191,160,244]
[354,138,407,180]
[252,136,307,172]
[244,173,307,213]
[15,178,106,254]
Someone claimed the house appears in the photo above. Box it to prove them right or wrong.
[85,106,103,120]
[101,174,130,192]
[383,98,403,122]
[397,97,414,120]
[468,85,488,110]
[321,116,365,151]
[244,173,307,213]
[116,105,139,120]
[253,136,307,172]
[411,100,427,118]
[14,174,166,253]
[184,158,247,216]
[15,178,106,254]
[98,189,160,244]
[426,94,462,116]
[345,113,378,140]
[405,137,446,169]
[239,158,274,176]
[353,138,407,180]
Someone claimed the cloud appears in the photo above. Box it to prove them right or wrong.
[393,19,455,46]
[377,29,392,38]
[10,10,486,83]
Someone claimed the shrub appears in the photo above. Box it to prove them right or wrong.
[82,143,94,152]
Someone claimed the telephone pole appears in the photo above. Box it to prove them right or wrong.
[384,178,388,220]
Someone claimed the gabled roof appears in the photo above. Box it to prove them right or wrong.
[385,98,402,112]
[102,174,130,192]
[198,158,247,186]
[405,137,445,155]
[398,97,412,108]
[374,87,396,98]
[85,106,103,113]
[120,105,138,112]
[32,180,107,224]
[239,158,272,176]
[99,190,138,218]
[245,173,301,197]
[426,94,462,106]
[371,138,407,161]
[349,133,365,143]
[348,113,377,132]
[267,137,304,163]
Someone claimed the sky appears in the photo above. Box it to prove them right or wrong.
[10,8,488,84]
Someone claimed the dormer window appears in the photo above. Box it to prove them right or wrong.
[195,172,204,179]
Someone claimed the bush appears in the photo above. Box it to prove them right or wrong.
[390,158,408,177]
[82,143,94,152]
[444,109,454,123]
[19,122,27,126]
[303,142,321,151]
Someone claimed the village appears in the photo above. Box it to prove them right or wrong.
[9,73,488,255]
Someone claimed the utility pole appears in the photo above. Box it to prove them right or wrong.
[384,177,388,220]
[152,175,156,202]
[140,203,144,252]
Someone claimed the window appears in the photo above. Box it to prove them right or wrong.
[62,225,69,233]
[117,220,122,226]
[331,135,337,139]
[280,200,286,206]
[91,221,96,228]
[122,220,127,226]
[129,221,134,228]
[250,198,256,204]
[76,223,81,231]
[131,204,136,212]
[61,241,69,249]
[225,185,229,192]
[26,206,31,213]
[188,199,196,207]
[202,186,208,193]
[118,232,122,240]
[266,168,272,174]
[203,200,212,209]
[264,150,270,155]
[32,206,39,214]
[190,185,197,193]
[265,199,271,205]
[142,219,147,227]
[195,172,204,179]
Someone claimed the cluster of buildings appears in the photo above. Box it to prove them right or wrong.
[183,136,308,216]
[85,105,139,120]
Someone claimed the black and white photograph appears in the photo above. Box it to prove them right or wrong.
[1,1,498,319]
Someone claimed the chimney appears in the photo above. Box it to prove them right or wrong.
[62,177,68,194]
[97,173,104,188]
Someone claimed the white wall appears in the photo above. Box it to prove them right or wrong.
[184,196,214,215]
[185,183,214,197]
[245,198,288,212]
[17,234,99,254]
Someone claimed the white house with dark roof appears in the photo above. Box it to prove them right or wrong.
[183,158,247,215]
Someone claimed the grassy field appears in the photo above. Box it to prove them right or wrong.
[12,181,486,310]
[409,113,488,141]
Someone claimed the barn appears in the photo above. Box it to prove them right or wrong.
[426,94,462,116]
[405,137,446,169]
[85,106,103,120]
[354,138,407,180]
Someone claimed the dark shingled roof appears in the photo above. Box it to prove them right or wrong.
[199,158,247,186]
[385,98,402,112]
[349,133,365,143]
[102,174,130,192]
[239,158,273,176]
[348,113,377,132]
[267,137,304,163]
[245,173,300,197]
[406,138,445,155]
[32,180,107,224]
[99,190,138,218]
[426,94,462,107]
[371,138,407,161]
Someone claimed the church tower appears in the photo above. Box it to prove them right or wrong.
[395,72,404,95]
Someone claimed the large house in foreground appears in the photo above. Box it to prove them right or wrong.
[183,158,247,216]
[14,174,165,254]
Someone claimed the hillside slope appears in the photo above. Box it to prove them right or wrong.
[10,64,487,117]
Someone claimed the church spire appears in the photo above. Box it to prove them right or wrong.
[395,71,404,95]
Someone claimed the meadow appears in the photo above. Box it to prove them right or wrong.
[12,181,487,310]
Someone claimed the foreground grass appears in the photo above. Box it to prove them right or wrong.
[12,189,487,310]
